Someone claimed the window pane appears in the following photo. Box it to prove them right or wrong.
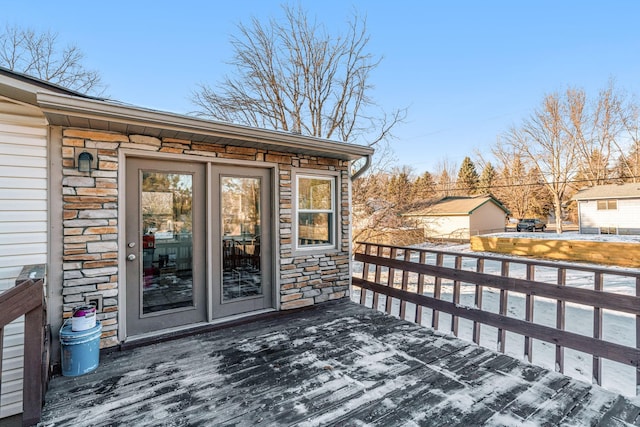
[597,200,606,210]
[608,200,617,209]
[298,177,332,210]
[299,212,332,245]
[600,226,616,235]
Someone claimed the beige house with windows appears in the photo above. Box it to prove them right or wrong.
[573,183,640,235]
[0,67,373,422]
[403,195,509,240]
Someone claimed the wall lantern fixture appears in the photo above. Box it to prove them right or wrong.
[77,151,94,173]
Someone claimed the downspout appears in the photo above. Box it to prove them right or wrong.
[350,153,372,181]
[577,200,582,234]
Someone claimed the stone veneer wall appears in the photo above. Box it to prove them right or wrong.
[60,128,351,348]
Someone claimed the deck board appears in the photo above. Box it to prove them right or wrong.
[40,300,640,426]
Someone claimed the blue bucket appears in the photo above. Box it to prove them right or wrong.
[60,320,102,376]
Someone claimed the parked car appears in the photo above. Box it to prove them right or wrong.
[516,218,546,232]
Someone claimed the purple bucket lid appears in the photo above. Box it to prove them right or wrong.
[73,304,96,317]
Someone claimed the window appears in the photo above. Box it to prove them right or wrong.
[296,175,336,248]
[599,226,617,235]
[597,199,617,210]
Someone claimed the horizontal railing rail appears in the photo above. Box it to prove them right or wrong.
[0,264,46,426]
[352,242,640,395]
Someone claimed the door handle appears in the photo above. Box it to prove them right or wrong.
[127,254,137,261]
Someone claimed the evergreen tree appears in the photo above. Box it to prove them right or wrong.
[412,171,436,201]
[479,162,496,194]
[386,171,412,212]
[437,169,453,198]
[457,157,480,195]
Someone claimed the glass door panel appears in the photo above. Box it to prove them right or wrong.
[141,172,194,313]
[221,176,262,301]
[212,166,272,319]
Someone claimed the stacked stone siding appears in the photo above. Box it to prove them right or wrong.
[60,128,351,348]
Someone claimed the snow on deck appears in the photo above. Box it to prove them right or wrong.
[40,301,640,426]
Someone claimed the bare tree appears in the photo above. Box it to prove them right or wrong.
[351,144,414,244]
[192,5,405,147]
[574,80,627,186]
[502,90,583,232]
[616,96,640,183]
[490,143,538,220]
[0,25,103,94]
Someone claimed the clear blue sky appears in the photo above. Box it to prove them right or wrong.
[4,1,640,174]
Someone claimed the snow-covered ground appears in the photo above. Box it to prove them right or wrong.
[488,231,640,243]
[352,240,640,397]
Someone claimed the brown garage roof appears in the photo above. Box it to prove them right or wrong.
[403,195,510,216]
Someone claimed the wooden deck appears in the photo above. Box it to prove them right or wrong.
[40,300,640,426]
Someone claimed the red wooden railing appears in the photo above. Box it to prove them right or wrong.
[352,242,640,395]
[0,265,47,426]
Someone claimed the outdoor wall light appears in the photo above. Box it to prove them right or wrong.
[77,151,94,173]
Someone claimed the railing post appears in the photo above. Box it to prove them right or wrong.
[385,247,398,315]
[472,258,484,345]
[497,260,509,353]
[524,264,535,362]
[372,245,383,310]
[359,243,372,306]
[0,326,3,400]
[556,268,566,374]
[451,255,462,336]
[415,251,427,325]
[593,272,603,386]
[399,250,412,320]
[0,266,47,427]
[431,253,443,329]
[636,277,640,396]
[23,301,45,426]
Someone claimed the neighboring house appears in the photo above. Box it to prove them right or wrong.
[403,195,510,240]
[0,67,373,422]
[572,183,640,235]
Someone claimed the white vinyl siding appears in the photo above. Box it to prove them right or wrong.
[0,99,48,419]
[578,198,640,235]
[415,202,507,240]
[420,215,470,239]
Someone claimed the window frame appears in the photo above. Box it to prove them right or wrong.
[293,170,340,252]
[599,226,617,235]
[596,199,618,210]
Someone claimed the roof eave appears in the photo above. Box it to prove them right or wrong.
[36,92,374,161]
[0,67,97,105]
[574,195,640,201]
[404,212,470,217]
[469,198,511,215]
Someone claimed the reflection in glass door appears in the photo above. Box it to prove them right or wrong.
[221,177,262,301]
[141,172,195,313]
